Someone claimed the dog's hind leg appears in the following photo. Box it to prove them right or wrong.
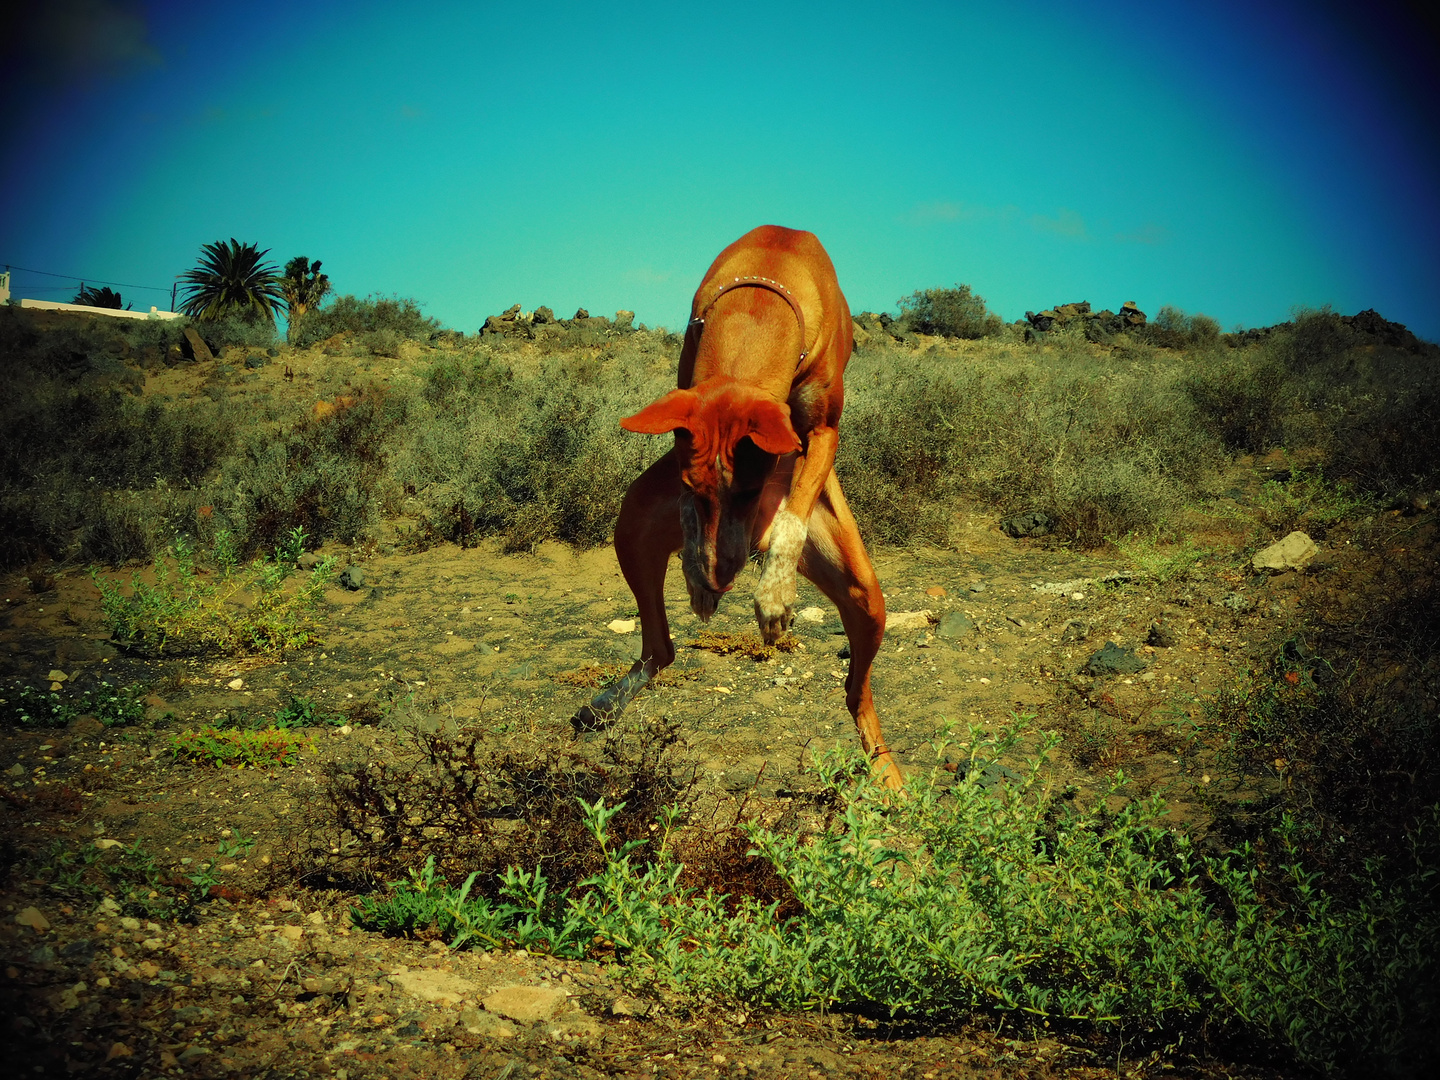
[797,471,903,788]
[571,450,684,732]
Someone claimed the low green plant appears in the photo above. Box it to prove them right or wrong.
[92,533,338,656]
[351,855,589,953]
[29,838,192,920]
[1253,467,1372,537]
[352,721,1439,1073]
[167,725,312,768]
[216,827,257,858]
[273,694,344,729]
[0,680,147,729]
[1113,534,1210,583]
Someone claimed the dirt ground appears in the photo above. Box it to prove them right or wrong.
[6,343,1419,1078]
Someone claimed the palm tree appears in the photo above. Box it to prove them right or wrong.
[177,239,285,322]
[279,256,331,343]
[72,284,129,309]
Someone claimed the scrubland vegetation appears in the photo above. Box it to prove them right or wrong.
[2,285,1437,1076]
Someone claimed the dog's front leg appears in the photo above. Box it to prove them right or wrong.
[754,426,838,643]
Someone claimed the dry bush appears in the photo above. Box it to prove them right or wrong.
[219,385,402,557]
[282,718,699,896]
[389,345,672,551]
[837,341,1221,546]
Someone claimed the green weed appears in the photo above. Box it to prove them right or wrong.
[92,532,338,657]
[272,694,345,729]
[0,680,147,729]
[168,725,311,768]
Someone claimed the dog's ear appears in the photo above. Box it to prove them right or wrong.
[746,399,802,455]
[621,389,698,434]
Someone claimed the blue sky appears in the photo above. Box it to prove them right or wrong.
[3,0,1437,338]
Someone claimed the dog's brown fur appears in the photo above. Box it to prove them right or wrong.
[572,225,900,788]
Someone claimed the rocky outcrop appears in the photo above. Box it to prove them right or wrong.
[1024,301,1146,342]
[479,304,639,339]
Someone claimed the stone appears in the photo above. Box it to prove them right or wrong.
[614,310,635,329]
[70,715,105,736]
[1146,617,1180,648]
[572,308,589,320]
[1000,511,1054,538]
[1252,531,1318,573]
[482,984,568,1023]
[16,907,50,931]
[182,326,215,363]
[459,1006,517,1037]
[1082,641,1147,677]
[796,606,826,624]
[607,618,636,633]
[925,586,947,598]
[885,610,932,631]
[297,552,322,570]
[389,969,479,1006]
[610,994,649,1017]
[936,611,975,639]
[338,566,366,590]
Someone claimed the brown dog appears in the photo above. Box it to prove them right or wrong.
[572,225,900,788]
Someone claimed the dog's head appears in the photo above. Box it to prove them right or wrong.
[622,379,800,613]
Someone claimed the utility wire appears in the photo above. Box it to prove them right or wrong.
[2,261,173,293]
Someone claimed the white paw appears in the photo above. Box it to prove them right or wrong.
[754,509,806,643]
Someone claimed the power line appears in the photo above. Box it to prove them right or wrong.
[2,261,173,294]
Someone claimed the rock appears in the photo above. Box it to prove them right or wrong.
[482,985,568,1024]
[227,677,244,690]
[936,611,975,639]
[182,326,215,363]
[459,1006,517,1037]
[532,306,556,324]
[885,610,933,631]
[796,606,826,624]
[1120,301,1147,326]
[389,969,479,1006]
[1061,618,1090,643]
[16,907,50,932]
[1216,592,1250,613]
[95,838,124,850]
[1146,617,1180,648]
[607,618,636,633]
[48,668,69,682]
[1082,641,1147,677]
[1252,531,1318,573]
[547,1014,603,1040]
[1000,511,1054,538]
[297,552,322,570]
[70,715,105,736]
[338,565,366,590]
[614,310,635,329]
[572,308,589,320]
[610,994,649,1017]
[926,586,947,598]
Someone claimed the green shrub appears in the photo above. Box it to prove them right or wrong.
[291,294,440,349]
[391,351,665,550]
[93,532,338,656]
[351,725,1439,1074]
[0,680,147,729]
[1146,305,1221,348]
[196,310,278,352]
[219,389,401,556]
[837,344,1220,546]
[1179,351,1289,453]
[897,284,1003,339]
[168,725,312,768]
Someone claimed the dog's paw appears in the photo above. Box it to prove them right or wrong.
[687,580,720,622]
[754,598,795,644]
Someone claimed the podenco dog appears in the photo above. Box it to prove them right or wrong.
[571,225,901,788]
